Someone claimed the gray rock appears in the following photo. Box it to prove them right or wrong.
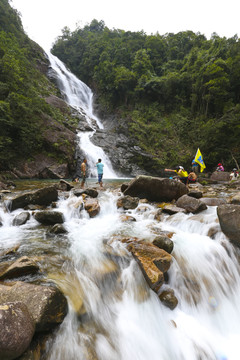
[153,235,174,254]
[73,188,98,198]
[210,171,230,182]
[217,204,240,246]
[0,302,35,360]
[0,282,68,332]
[123,175,188,202]
[200,197,227,206]
[12,212,30,226]
[9,186,58,211]
[162,204,187,215]
[34,210,64,225]
[117,195,139,210]
[176,194,207,214]
[159,289,178,310]
[188,190,203,199]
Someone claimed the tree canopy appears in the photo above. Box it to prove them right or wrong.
[52,20,240,170]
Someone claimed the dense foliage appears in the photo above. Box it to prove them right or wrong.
[0,0,75,171]
[52,19,240,171]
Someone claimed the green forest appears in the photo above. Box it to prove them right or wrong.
[52,19,240,172]
[0,0,77,173]
[1,0,240,175]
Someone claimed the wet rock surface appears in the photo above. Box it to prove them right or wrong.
[0,302,35,360]
[34,210,64,225]
[0,256,39,281]
[176,194,207,214]
[0,282,68,332]
[123,175,188,202]
[12,212,30,226]
[127,240,172,291]
[116,195,139,210]
[83,198,100,218]
[217,204,240,246]
[158,289,178,310]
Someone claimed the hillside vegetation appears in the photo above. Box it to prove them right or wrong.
[52,19,240,171]
[0,0,77,175]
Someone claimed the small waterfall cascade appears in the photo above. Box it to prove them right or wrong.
[47,52,117,178]
[1,184,240,359]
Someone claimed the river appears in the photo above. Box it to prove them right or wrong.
[1,180,240,360]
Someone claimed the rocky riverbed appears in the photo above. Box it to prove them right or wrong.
[1,176,240,360]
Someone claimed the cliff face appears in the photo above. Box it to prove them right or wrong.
[0,1,79,180]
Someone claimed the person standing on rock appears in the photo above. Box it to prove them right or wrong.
[96,159,104,188]
[80,158,87,189]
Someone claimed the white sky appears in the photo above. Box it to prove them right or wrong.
[11,0,240,51]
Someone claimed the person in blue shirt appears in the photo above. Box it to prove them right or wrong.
[191,159,199,174]
[96,159,104,188]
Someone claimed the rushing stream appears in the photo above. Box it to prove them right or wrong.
[1,181,240,360]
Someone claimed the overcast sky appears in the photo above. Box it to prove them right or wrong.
[11,0,239,51]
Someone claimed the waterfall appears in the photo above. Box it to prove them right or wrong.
[47,53,117,178]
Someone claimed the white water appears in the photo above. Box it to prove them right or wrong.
[1,187,240,359]
[47,53,117,178]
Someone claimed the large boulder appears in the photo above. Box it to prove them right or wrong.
[176,195,207,214]
[34,210,64,225]
[210,171,230,182]
[0,282,68,332]
[0,256,39,281]
[0,302,35,360]
[217,204,240,246]
[127,241,172,291]
[123,175,188,202]
[9,186,58,211]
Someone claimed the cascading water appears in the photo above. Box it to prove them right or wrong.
[1,183,240,359]
[47,53,117,178]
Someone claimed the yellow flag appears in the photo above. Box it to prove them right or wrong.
[194,148,206,172]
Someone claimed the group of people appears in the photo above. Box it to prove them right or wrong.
[165,160,239,185]
[215,162,239,181]
[164,166,197,186]
[72,158,104,189]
